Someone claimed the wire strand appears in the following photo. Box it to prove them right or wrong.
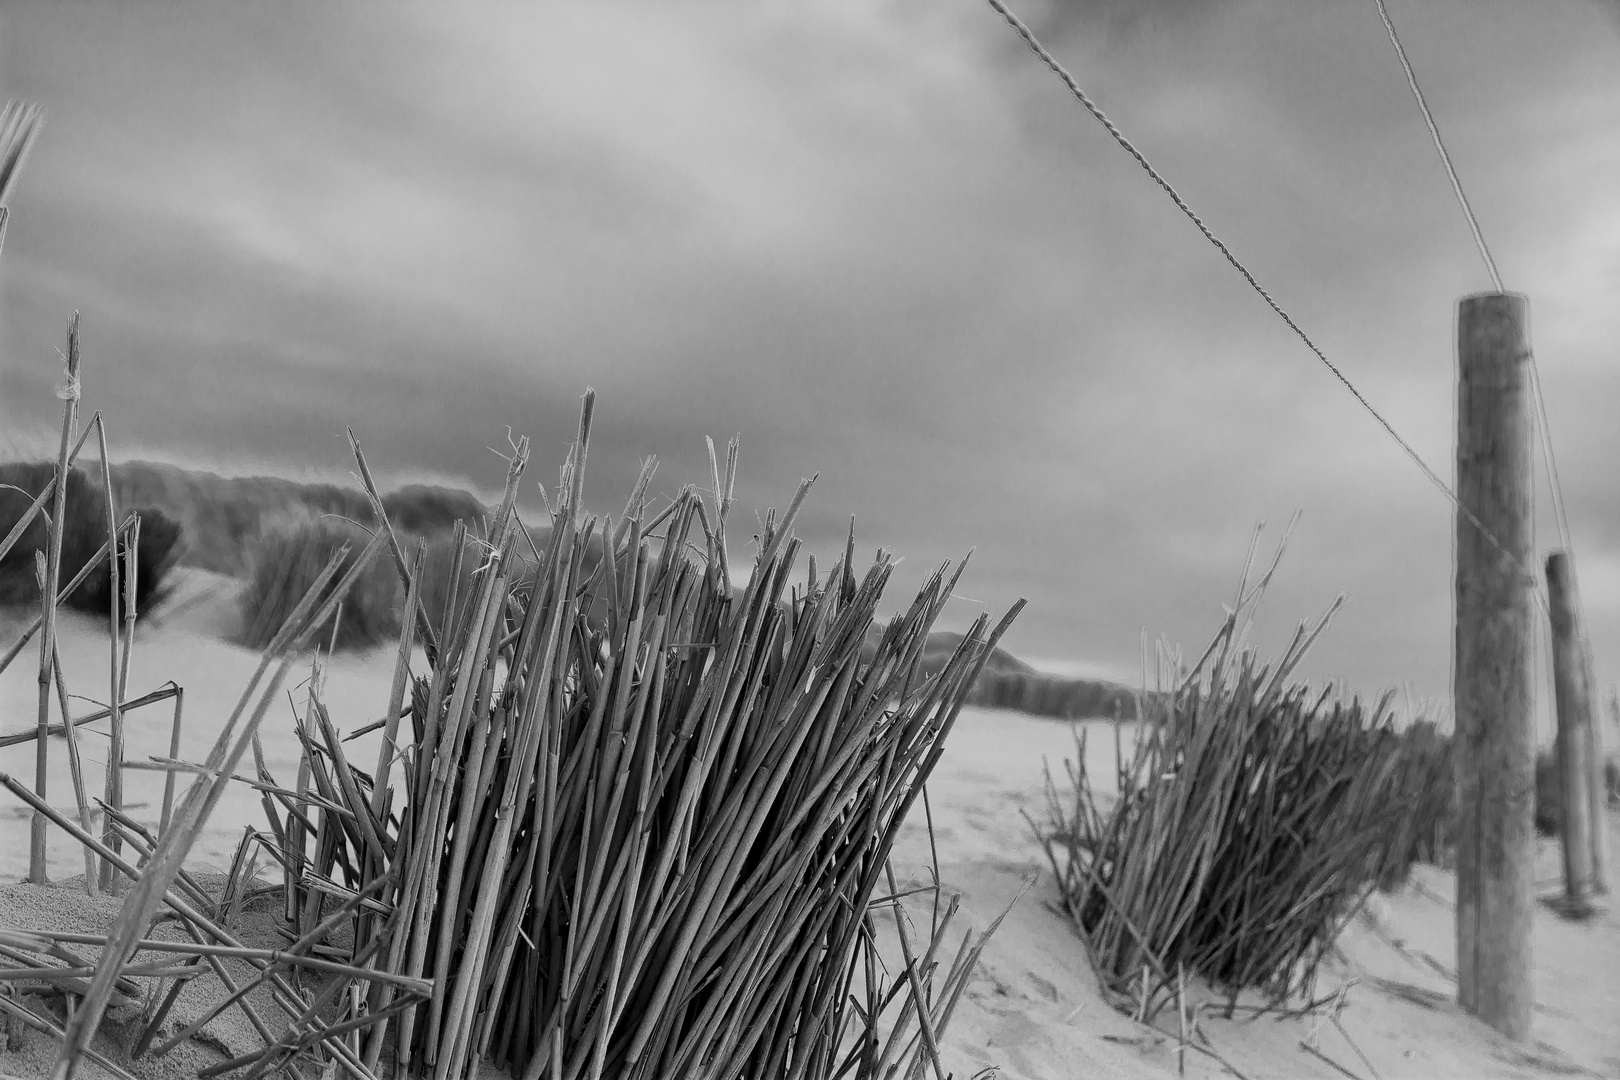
[982,0,1542,594]
[1373,0,1573,560]
[1371,0,1503,293]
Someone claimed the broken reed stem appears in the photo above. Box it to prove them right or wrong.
[0,930,433,997]
[32,313,83,887]
[0,683,180,750]
[160,684,185,839]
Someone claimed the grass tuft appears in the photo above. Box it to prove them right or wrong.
[0,461,183,616]
[1034,556,1455,1022]
[237,516,402,652]
[248,397,1025,1080]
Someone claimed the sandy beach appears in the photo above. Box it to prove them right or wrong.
[0,576,1617,1080]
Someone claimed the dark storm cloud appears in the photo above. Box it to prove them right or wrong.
[2,0,1617,713]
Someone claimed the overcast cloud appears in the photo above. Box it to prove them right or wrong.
[2,1,1617,724]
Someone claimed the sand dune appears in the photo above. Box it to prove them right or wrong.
[0,581,1615,1079]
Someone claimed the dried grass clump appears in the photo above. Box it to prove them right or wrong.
[1529,746,1618,836]
[0,462,184,615]
[970,669,1145,720]
[1372,719,1454,889]
[246,400,1024,1080]
[1035,550,1438,1022]
[238,516,401,651]
[379,483,487,535]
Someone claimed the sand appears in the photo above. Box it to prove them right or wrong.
[1,570,1617,1079]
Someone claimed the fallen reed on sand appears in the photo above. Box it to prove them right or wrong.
[1034,543,1452,1023]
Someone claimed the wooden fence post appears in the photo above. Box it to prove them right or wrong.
[1545,551,1605,910]
[1454,292,1535,1040]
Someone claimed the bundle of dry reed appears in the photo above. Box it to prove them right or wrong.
[245,393,1024,1080]
[1035,549,1434,1024]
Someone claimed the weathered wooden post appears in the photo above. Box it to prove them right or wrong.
[1454,292,1536,1040]
[1545,551,1606,910]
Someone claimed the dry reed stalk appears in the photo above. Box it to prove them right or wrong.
[0,683,177,750]
[348,430,441,667]
[0,930,432,997]
[110,513,141,890]
[38,602,96,891]
[91,416,125,893]
[159,684,185,838]
[31,314,84,886]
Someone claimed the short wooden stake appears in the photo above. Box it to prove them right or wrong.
[1545,551,1604,910]
[1454,292,1535,1040]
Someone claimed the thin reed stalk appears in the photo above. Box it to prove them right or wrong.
[0,684,180,749]
[94,417,125,893]
[32,314,85,888]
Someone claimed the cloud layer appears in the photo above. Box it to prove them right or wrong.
[3,1,1617,719]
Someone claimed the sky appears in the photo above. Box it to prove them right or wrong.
[2,0,1617,724]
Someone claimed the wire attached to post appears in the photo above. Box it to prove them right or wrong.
[981,0,1544,596]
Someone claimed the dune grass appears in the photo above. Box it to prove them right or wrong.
[0,461,184,616]
[1534,745,1620,837]
[237,516,404,652]
[969,668,1144,720]
[1033,546,1454,1023]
